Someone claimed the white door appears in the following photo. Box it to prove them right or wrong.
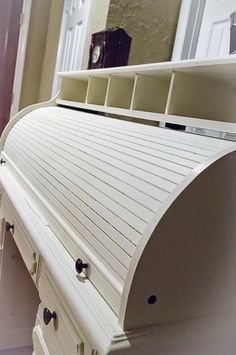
[192,0,236,139]
[195,0,236,58]
[172,0,236,139]
[52,0,91,96]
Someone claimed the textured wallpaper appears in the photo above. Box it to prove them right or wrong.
[106,0,181,65]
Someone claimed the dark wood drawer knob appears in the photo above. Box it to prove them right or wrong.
[75,258,88,274]
[43,307,57,325]
[5,222,14,232]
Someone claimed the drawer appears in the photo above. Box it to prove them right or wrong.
[38,271,84,355]
[0,218,5,274]
[0,217,5,248]
[34,306,62,355]
[1,193,40,284]
[33,324,50,355]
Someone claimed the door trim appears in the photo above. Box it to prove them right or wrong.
[172,0,206,60]
[10,0,32,118]
[51,0,93,97]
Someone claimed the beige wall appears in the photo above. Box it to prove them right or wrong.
[20,0,181,109]
[82,0,110,68]
[38,0,64,102]
[106,0,181,65]
[20,0,63,109]
[20,0,108,107]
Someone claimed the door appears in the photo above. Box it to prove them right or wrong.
[172,0,236,139]
[0,0,23,135]
[195,0,236,57]
[192,0,236,138]
[52,0,92,95]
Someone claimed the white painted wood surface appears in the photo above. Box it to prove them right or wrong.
[52,0,92,96]
[1,58,236,354]
[172,0,206,60]
[195,0,236,58]
[55,57,236,136]
[0,169,121,354]
[3,103,235,317]
[172,1,236,137]
[0,218,39,350]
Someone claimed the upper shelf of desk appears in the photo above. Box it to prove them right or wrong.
[57,57,236,135]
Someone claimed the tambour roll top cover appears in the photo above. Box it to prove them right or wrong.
[1,58,236,334]
[1,105,236,331]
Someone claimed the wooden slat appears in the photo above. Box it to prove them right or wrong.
[15,120,177,194]
[42,116,199,168]
[51,108,228,151]
[4,106,235,306]
[23,118,184,185]
[16,123,158,221]
[46,108,224,155]
[5,142,129,282]
[6,133,139,254]
[16,124,164,207]
[6,135,141,244]
[10,126,149,234]
[32,115,193,175]
[16,126,162,214]
[49,111,210,163]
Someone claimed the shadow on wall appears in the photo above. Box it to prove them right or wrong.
[106,0,181,65]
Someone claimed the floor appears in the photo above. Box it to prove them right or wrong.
[0,347,33,355]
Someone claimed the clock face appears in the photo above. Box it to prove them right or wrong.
[92,46,101,64]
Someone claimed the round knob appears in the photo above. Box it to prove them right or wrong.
[6,222,14,232]
[75,258,88,274]
[43,307,57,325]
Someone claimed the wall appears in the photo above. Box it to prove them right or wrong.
[38,0,64,102]
[106,0,181,65]
[20,0,181,109]
[81,0,110,69]
[19,0,63,109]
[19,0,50,109]
[20,0,108,107]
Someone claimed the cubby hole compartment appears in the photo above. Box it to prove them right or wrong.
[105,75,135,109]
[59,77,88,102]
[86,76,109,105]
[167,72,236,123]
[131,73,171,113]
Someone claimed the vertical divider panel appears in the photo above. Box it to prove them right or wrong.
[85,76,92,103]
[105,75,112,107]
[165,71,176,115]
[158,71,176,128]
[130,73,138,110]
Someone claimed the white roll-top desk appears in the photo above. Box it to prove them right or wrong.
[1,57,236,354]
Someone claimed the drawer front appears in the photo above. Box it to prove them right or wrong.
[0,217,5,248]
[33,325,50,355]
[39,272,84,355]
[34,306,63,355]
[1,194,40,283]
[0,218,5,275]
